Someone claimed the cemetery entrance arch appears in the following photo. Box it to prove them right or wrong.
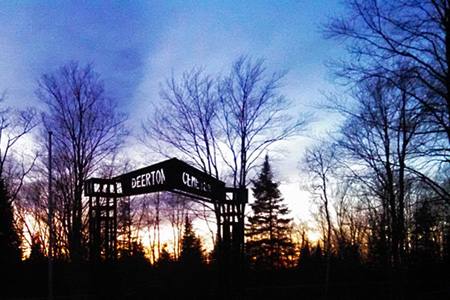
[85,158,247,272]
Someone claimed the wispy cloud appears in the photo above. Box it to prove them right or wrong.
[0,0,343,143]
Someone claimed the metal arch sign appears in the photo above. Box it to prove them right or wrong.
[113,158,225,201]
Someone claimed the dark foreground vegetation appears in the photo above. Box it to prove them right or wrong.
[2,254,449,300]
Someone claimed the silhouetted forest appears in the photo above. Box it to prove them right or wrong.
[2,246,449,299]
[2,154,449,300]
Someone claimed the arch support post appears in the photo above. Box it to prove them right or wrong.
[216,187,248,299]
[85,178,119,261]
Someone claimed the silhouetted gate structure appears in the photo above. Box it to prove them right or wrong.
[85,158,247,296]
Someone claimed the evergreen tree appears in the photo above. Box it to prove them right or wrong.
[246,155,294,269]
[297,239,312,268]
[0,178,22,265]
[28,236,45,262]
[177,218,209,300]
[157,243,174,268]
[179,216,205,266]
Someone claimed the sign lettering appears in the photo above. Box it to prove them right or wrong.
[182,172,212,193]
[131,169,165,189]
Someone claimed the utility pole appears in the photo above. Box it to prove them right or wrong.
[48,131,53,300]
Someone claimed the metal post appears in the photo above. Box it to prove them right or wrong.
[48,131,53,300]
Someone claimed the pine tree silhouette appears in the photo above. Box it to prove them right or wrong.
[246,155,294,270]
[0,178,21,265]
[0,178,22,298]
[179,216,205,267]
[157,243,174,268]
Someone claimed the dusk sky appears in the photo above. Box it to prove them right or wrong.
[1,1,346,223]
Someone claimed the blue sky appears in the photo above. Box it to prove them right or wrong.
[1,1,343,110]
[1,0,345,222]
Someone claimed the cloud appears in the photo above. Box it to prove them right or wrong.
[134,1,342,124]
[0,1,342,118]
[0,1,160,110]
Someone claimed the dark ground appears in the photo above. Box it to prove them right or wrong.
[2,258,449,300]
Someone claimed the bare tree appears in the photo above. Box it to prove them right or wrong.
[337,77,426,268]
[150,192,162,263]
[218,56,308,188]
[142,56,309,188]
[36,62,127,261]
[0,95,37,263]
[321,74,431,299]
[164,193,190,260]
[0,95,37,199]
[332,177,368,261]
[325,0,450,202]
[142,68,220,178]
[303,142,337,300]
